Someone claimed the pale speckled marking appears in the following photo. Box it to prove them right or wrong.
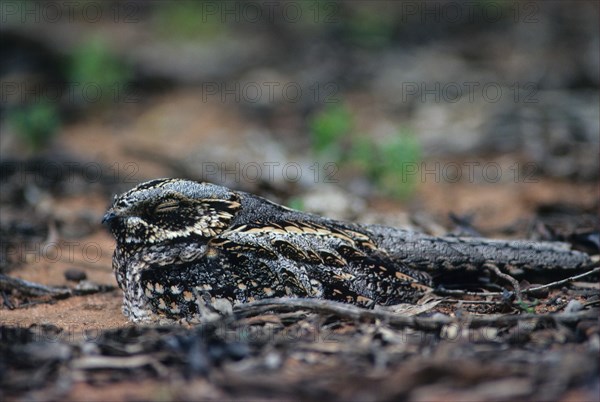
[348,232,378,250]
[228,222,368,250]
[309,279,323,297]
[323,252,347,266]
[244,227,287,235]
[285,226,304,234]
[145,202,239,242]
[395,271,417,282]
[212,298,233,315]
[334,272,355,281]
[206,248,219,258]
[169,302,181,314]
[411,282,433,292]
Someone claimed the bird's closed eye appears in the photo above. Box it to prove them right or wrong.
[154,200,180,213]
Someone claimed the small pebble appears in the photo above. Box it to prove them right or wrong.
[563,299,583,313]
[64,268,87,282]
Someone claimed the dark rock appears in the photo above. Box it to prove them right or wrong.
[64,268,87,282]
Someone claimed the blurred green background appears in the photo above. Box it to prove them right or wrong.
[1,0,598,208]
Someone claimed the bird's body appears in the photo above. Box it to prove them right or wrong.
[104,179,591,322]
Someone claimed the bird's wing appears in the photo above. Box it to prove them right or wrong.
[206,220,432,305]
[210,219,375,264]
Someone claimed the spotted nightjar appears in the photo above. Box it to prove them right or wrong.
[103,179,591,322]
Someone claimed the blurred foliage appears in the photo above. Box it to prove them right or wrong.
[68,37,132,107]
[309,103,352,157]
[153,2,226,40]
[517,300,539,314]
[342,7,396,48]
[286,197,305,212]
[5,36,133,151]
[356,131,421,199]
[310,104,421,199]
[8,102,60,151]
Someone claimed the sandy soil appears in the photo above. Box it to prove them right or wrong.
[1,94,597,402]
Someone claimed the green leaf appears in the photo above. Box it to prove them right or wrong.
[309,104,353,156]
[8,102,60,151]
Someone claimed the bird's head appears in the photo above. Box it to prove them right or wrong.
[103,179,241,247]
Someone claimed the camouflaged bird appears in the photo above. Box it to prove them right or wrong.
[103,178,591,322]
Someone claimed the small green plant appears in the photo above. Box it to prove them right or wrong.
[377,132,421,199]
[309,104,353,157]
[68,37,132,106]
[517,299,539,314]
[351,130,421,199]
[8,102,60,151]
[309,103,421,199]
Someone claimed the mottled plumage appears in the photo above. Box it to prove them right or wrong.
[103,179,591,322]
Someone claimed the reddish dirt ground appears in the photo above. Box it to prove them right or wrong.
[1,95,597,402]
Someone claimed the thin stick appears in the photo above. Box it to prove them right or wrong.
[435,267,599,299]
[434,288,504,298]
[522,267,600,295]
[0,274,71,297]
[233,297,597,330]
[440,299,509,306]
[0,274,115,306]
[484,262,522,301]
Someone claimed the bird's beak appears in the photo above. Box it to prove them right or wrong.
[102,210,118,226]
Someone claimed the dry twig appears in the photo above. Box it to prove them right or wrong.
[233,297,597,330]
